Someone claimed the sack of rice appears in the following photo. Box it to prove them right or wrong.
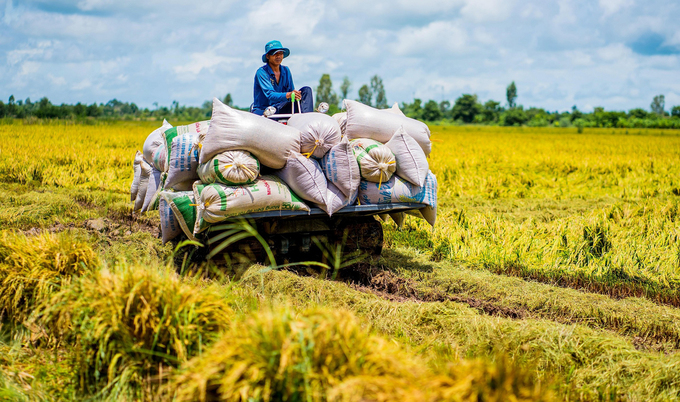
[193,175,310,234]
[199,98,301,169]
[332,112,347,135]
[142,119,173,166]
[318,182,356,216]
[197,150,260,186]
[351,138,396,184]
[287,113,341,159]
[320,137,360,199]
[275,152,327,206]
[388,211,405,228]
[406,205,437,227]
[141,168,162,213]
[385,126,429,187]
[159,191,197,244]
[343,99,431,155]
[151,145,167,172]
[357,171,438,226]
[133,160,153,212]
[165,133,200,190]
[162,121,210,163]
[131,151,144,202]
[386,102,405,116]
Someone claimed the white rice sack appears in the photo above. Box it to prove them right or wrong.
[351,138,396,184]
[141,168,162,213]
[388,211,405,228]
[317,182,357,217]
[162,120,209,169]
[159,195,181,244]
[171,179,198,192]
[160,191,198,243]
[133,160,153,212]
[287,113,341,159]
[275,152,327,206]
[406,205,437,227]
[197,150,260,186]
[386,102,405,116]
[344,99,431,155]
[165,133,200,190]
[385,126,429,187]
[131,151,144,202]
[357,171,438,227]
[151,144,167,172]
[159,191,198,243]
[199,98,301,169]
[193,175,310,234]
[320,137,360,199]
[332,112,347,136]
[142,119,173,166]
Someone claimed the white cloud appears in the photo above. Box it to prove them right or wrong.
[460,0,515,22]
[393,21,467,56]
[247,0,324,37]
[47,73,66,86]
[599,0,634,17]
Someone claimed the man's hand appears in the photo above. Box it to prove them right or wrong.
[286,90,302,100]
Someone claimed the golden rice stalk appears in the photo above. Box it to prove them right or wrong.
[40,264,233,397]
[0,230,98,325]
[167,307,425,402]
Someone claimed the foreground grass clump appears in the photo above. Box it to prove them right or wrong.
[167,306,554,402]
[41,265,233,398]
[0,230,98,325]
[168,307,421,401]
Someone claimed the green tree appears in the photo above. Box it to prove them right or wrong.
[671,106,680,118]
[403,99,423,120]
[506,81,517,108]
[316,74,339,109]
[223,93,233,107]
[628,108,649,119]
[502,107,528,126]
[340,76,351,103]
[358,84,372,106]
[482,100,502,122]
[651,94,665,116]
[370,75,387,109]
[451,94,482,123]
[422,100,442,121]
[439,100,451,115]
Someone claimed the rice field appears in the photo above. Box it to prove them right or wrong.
[1,119,680,400]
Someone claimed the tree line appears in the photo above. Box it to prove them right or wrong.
[2,76,680,129]
[314,75,680,130]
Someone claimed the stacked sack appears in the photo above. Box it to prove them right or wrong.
[129,98,438,244]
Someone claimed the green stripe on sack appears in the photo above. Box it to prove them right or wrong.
[214,159,240,186]
[163,128,178,166]
[212,184,228,211]
[172,195,197,236]
[364,144,379,154]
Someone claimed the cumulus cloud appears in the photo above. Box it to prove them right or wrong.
[599,0,635,17]
[0,0,678,111]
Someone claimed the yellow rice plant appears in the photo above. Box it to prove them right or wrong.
[166,306,556,402]
[167,307,426,401]
[0,230,98,325]
[40,264,233,398]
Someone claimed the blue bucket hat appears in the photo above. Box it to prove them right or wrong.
[262,40,290,63]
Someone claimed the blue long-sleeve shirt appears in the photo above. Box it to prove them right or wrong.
[252,64,294,115]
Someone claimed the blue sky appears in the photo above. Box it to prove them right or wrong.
[1,0,679,112]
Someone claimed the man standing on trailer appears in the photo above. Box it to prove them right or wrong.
[251,40,313,115]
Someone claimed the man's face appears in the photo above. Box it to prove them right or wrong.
[266,50,284,66]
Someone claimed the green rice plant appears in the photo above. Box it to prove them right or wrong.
[40,264,233,398]
[0,230,98,326]
[0,368,48,402]
[167,307,425,402]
